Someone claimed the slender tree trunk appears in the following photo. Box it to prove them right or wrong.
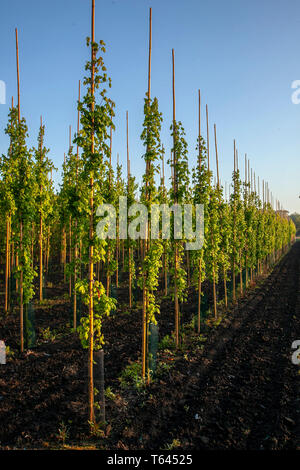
[174,242,179,347]
[69,216,72,297]
[232,140,237,303]
[212,266,217,319]
[5,216,10,313]
[31,224,34,269]
[164,248,168,296]
[128,246,132,308]
[239,250,243,296]
[223,264,227,308]
[106,247,110,296]
[73,220,78,330]
[186,251,190,288]
[39,214,43,301]
[142,277,147,379]
[46,225,50,274]
[126,111,132,309]
[197,257,202,333]
[20,220,24,353]
[73,81,80,331]
[116,228,119,288]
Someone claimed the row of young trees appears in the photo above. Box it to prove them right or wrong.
[0,29,55,353]
[0,2,295,423]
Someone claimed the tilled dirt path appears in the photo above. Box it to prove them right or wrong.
[116,242,300,450]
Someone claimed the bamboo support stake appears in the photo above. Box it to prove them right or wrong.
[235,154,243,296]
[141,7,153,382]
[214,124,220,189]
[16,28,24,352]
[172,48,180,347]
[232,139,236,303]
[245,154,247,195]
[214,123,227,309]
[126,111,132,309]
[116,153,120,287]
[16,29,20,123]
[5,217,10,312]
[197,91,203,330]
[5,96,14,313]
[198,90,201,168]
[69,215,72,297]
[88,0,95,424]
[161,148,168,296]
[206,104,210,172]
[39,116,44,301]
[73,80,81,330]
[106,116,113,296]
[68,126,73,297]
[248,159,250,188]
[244,154,249,288]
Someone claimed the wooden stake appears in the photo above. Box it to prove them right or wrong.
[39,116,44,302]
[206,104,210,172]
[88,0,95,424]
[126,110,132,309]
[73,79,81,329]
[214,123,219,188]
[198,89,201,169]
[232,139,236,303]
[172,48,179,348]
[15,27,24,351]
[15,29,21,122]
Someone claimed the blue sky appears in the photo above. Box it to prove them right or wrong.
[1,0,300,212]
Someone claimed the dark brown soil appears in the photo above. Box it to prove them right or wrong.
[0,243,299,450]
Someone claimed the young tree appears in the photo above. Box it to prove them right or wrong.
[33,118,54,301]
[74,0,116,423]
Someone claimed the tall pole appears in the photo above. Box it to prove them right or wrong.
[16,29,21,123]
[245,154,247,193]
[88,0,95,424]
[197,89,203,330]
[206,104,210,172]
[172,49,177,196]
[15,28,24,352]
[39,116,44,302]
[172,48,179,347]
[232,139,236,302]
[126,110,132,309]
[198,90,201,169]
[73,79,81,329]
[214,123,220,188]
[142,7,152,381]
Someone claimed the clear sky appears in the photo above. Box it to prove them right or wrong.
[1,0,300,212]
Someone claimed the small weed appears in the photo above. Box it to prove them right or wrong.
[158,334,176,351]
[56,421,69,445]
[5,345,14,358]
[40,327,56,342]
[119,362,144,390]
[105,387,116,401]
[88,420,105,438]
[164,438,181,450]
